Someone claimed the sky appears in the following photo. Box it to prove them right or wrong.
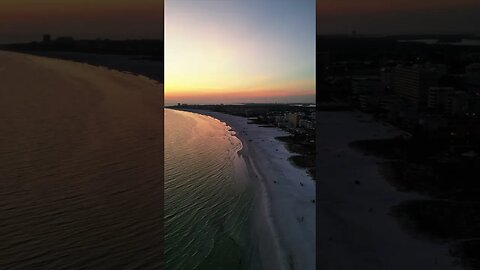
[317,0,480,35]
[165,0,316,105]
[0,0,163,43]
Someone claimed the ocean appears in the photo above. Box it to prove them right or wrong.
[164,109,253,270]
[0,51,164,269]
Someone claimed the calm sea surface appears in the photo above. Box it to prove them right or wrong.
[0,92,163,269]
[165,109,253,270]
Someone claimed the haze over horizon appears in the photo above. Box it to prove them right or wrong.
[165,0,316,105]
[0,0,164,43]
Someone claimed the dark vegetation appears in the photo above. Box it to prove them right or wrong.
[277,135,315,177]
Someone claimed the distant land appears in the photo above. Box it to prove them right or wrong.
[316,34,480,51]
[0,36,164,83]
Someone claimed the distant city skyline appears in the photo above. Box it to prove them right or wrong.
[0,0,163,43]
[165,0,316,105]
[317,0,480,35]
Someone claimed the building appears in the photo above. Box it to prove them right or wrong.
[427,86,454,112]
[380,67,395,92]
[286,112,302,129]
[351,76,382,110]
[466,63,480,93]
[351,76,382,95]
[299,119,314,130]
[447,91,468,117]
[274,114,285,123]
[393,64,446,111]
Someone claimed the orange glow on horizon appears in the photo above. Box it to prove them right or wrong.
[165,0,315,104]
[166,88,314,100]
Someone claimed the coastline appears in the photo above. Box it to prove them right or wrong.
[316,110,461,269]
[0,50,163,85]
[29,51,164,83]
[182,109,316,270]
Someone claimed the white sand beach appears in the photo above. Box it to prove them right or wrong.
[189,110,316,270]
[317,110,460,270]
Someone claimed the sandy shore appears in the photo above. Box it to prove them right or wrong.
[0,51,164,268]
[317,110,460,270]
[187,110,316,270]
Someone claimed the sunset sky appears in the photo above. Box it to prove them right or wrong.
[0,0,163,43]
[165,0,316,104]
[317,0,480,35]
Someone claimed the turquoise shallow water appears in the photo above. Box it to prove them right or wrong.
[164,109,253,270]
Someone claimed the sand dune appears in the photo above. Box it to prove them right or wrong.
[0,51,164,268]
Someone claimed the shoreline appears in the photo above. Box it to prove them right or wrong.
[181,109,316,270]
[0,49,164,84]
[317,110,461,270]
[0,50,163,85]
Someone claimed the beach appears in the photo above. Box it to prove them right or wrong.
[187,110,316,270]
[0,51,164,268]
[316,110,460,270]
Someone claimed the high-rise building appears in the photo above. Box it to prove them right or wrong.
[447,91,468,117]
[286,112,302,129]
[393,64,446,111]
[427,86,454,111]
[466,63,480,93]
